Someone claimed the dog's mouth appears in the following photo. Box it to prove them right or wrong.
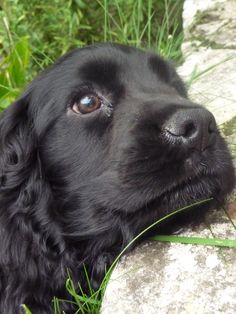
[119,149,215,193]
[166,154,214,189]
[136,173,222,233]
[118,152,225,214]
[150,152,224,206]
[118,170,219,214]
[81,138,234,215]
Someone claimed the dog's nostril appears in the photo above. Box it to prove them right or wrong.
[166,120,197,138]
[183,121,196,138]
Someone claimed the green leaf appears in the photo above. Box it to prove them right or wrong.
[7,37,30,87]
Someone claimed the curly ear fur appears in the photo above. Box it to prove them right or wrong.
[0,95,68,313]
[0,94,129,313]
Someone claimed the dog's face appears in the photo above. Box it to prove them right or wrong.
[0,44,235,231]
[8,43,231,227]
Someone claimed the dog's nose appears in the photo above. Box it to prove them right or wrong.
[164,108,217,151]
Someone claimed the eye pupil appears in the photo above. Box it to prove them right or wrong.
[81,96,96,108]
[72,94,101,114]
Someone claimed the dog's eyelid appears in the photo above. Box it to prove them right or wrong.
[70,83,95,98]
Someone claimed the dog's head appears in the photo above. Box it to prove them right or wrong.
[0,44,235,239]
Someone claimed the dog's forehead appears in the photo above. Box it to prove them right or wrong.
[29,44,184,116]
[63,44,170,87]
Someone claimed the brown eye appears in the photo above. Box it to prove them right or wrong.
[72,95,102,114]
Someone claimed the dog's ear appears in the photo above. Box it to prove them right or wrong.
[0,93,64,259]
[0,93,33,196]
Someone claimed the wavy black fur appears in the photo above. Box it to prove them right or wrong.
[0,44,235,313]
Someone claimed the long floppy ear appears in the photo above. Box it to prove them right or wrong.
[0,93,64,260]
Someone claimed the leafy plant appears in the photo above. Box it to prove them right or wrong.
[0,36,30,110]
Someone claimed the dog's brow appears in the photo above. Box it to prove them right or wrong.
[79,59,119,87]
[148,55,170,83]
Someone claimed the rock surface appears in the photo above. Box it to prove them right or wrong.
[101,1,236,313]
[179,0,236,126]
[101,210,236,314]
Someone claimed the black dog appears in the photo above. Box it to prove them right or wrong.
[0,44,235,313]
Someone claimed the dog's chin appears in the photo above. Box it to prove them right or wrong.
[91,160,227,215]
[135,170,223,216]
[143,147,233,207]
[136,177,221,234]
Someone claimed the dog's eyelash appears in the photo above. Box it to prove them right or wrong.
[101,98,113,117]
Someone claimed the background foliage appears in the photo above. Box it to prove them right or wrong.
[0,0,184,110]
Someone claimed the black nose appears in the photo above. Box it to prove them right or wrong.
[164,108,217,151]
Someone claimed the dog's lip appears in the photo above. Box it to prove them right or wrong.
[153,162,214,201]
[139,178,215,217]
[150,174,215,206]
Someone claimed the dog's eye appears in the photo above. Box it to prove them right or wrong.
[72,95,102,114]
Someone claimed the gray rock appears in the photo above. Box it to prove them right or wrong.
[178,0,236,126]
[178,48,236,126]
[183,0,236,49]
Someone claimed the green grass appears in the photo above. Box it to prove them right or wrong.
[0,36,30,109]
[0,0,184,110]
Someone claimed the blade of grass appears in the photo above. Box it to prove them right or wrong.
[187,54,236,87]
[103,0,108,42]
[21,304,32,314]
[82,264,94,297]
[2,16,13,46]
[223,206,236,230]
[96,0,123,34]
[66,276,86,314]
[152,235,236,247]
[147,0,152,47]
[53,297,62,314]
[138,10,155,44]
